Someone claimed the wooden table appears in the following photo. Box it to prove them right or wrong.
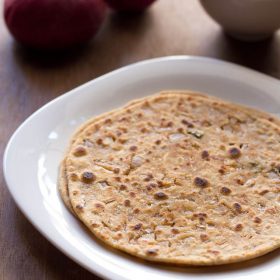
[1,0,280,279]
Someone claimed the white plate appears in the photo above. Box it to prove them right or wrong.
[3,56,280,280]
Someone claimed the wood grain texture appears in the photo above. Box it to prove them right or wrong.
[0,0,280,279]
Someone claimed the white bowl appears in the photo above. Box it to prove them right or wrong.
[200,0,280,41]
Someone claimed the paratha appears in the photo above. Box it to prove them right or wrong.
[60,91,280,265]
[59,91,280,212]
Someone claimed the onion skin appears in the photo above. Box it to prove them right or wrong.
[104,0,157,12]
[4,0,107,50]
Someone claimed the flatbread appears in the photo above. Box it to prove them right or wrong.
[59,91,280,213]
[60,91,280,265]
[59,92,214,212]
[59,98,150,213]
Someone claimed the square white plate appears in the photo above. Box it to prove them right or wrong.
[3,56,280,280]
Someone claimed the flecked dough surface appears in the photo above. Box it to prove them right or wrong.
[62,91,280,265]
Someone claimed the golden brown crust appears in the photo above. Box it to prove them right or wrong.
[59,91,280,265]
[59,98,146,214]
[60,91,280,213]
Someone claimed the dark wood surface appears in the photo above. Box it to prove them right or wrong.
[1,0,280,279]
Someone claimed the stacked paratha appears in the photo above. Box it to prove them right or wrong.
[59,91,280,265]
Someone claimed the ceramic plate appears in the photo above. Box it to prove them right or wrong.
[3,56,280,280]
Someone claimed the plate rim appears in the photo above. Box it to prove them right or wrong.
[3,55,280,280]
